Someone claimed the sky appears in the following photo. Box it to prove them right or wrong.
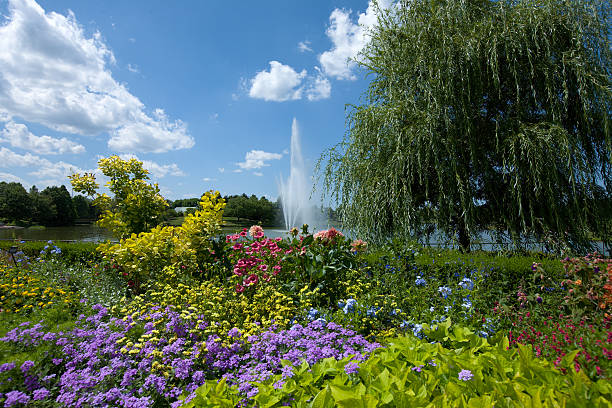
[0,0,391,201]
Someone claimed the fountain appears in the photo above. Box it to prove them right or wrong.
[278,118,317,230]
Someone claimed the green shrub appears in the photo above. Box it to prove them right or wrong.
[0,241,101,265]
[184,324,612,407]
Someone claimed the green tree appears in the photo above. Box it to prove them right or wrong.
[69,156,168,239]
[73,195,94,219]
[29,185,57,226]
[0,182,32,223]
[319,0,611,252]
[223,194,279,224]
[41,185,76,226]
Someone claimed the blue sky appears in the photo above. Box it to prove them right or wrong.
[0,0,389,200]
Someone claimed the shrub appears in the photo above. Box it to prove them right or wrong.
[185,325,612,407]
[97,191,225,291]
[0,241,100,265]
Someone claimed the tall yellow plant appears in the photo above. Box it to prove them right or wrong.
[69,156,168,239]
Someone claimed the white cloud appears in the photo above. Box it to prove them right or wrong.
[248,62,331,102]
[306,68,332,101]
[0,171,29,187]
[253,172,263,177]
[109,109,193,153]
[0,0,194,153]
[218,167,225,173]
[0,146,45,167]
[233,169,243,173]
[202,177,216,182]
[249,61,306,102]
[0,121,85,155]
[319,0,392,80]
[237,150,283,170]
[127,63,139,73]
[0,146,87,186]
[118,153,185,178]
[298,40,312,53]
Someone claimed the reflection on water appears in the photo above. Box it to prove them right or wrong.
[0,225,116,242]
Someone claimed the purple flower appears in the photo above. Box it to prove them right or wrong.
[411,365,423,372]
[458,369,474,381]
[0,362,16,372]
[4,390,30,407]
[228,327,241,338]
[32,388,50,400]
[20,360,34,373]
[344,361,359,375]
[281,365,294,379]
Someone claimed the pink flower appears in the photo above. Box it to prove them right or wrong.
[351,239,368,252]
[236,284,245,293]
[258,264,268,271]
[249,225,264,238]
[245,274,259,286]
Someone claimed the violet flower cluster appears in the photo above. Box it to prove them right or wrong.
[203,320,381,397]
[0,304,381,407]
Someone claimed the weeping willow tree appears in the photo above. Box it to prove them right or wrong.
[319,0,611,252]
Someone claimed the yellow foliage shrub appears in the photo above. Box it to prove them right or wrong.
[97,191,225,286]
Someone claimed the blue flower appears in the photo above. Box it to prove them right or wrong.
[307,308,319,320]
[415,276,427,286]
[343,298,357,314]
[459,277,474,290]
[412,324,424,339]
[438,286,452,299]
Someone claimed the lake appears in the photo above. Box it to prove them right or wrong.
[0,224,292,243]
[0,224,608,255]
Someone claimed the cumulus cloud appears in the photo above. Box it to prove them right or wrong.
[253,172,263,177]
[118,153,185,178]
[249,61,306,102]
[237,150,283,170]
[248,62,332,102]
[0,146,45,167]
[319,0,392,80]
[218,167,225,173]
[306,68,331,101]
[109,109,193,153]
[0,146,87,186]
[0,121,85,154]
[0,0,194,153]
[202,177,216,182]
[298,40,312,53]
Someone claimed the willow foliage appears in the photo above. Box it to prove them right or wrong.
[319,0,611,251]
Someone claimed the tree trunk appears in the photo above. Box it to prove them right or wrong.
[457,219,471,253]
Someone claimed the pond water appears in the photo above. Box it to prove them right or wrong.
[0,225,292,243]
[0,224,608,255]
[0,225,116,242]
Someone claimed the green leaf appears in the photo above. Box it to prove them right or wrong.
[310,386,334,408]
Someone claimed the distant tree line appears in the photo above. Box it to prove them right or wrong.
[170,194,339,227]
[0,182,97,226]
